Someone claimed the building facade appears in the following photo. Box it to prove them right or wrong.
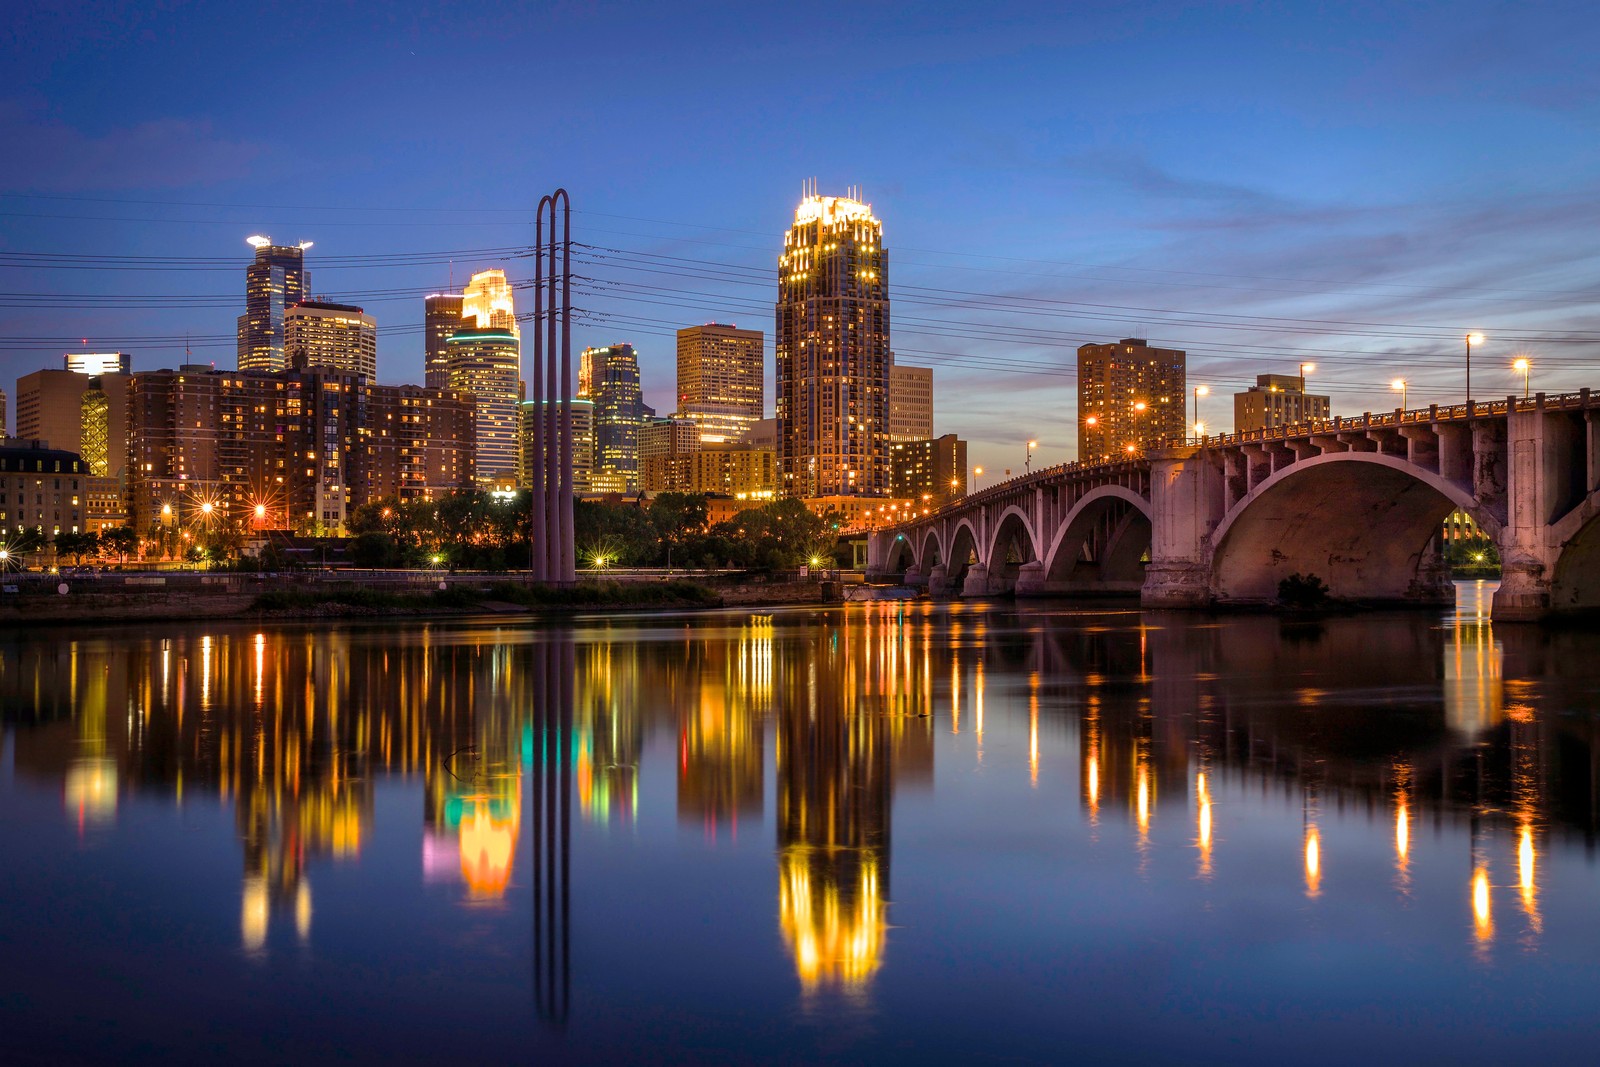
[0,440,86,540]
[424,293,465,390]
[581,344,651,494]
[285,301,378,380]
[676,323,764,443]
[236,237,311,373]
[890,434,967,505]
[462,269,517,333]
[888,363,934,442]
[776,187,891,499]
[520,398,595,494]
[446,328,521,489]
[1233,373,1332,433]
[1076,338,1186,460]
[640,416,702,493]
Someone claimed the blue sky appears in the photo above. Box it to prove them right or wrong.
[3,0,1598,472]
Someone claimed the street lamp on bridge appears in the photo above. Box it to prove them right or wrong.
[1025,439,1037,473]
[1466,332,1484,407]
[1392,377,1408,410]
[1192,385,1208,442]
[1513,356,1531,399]
[973,466,983,492]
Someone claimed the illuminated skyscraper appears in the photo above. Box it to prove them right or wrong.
[236,236,312,373]
[424,293,465,389]
[521,398,594,493]
[462,269,518,334]
[1077,338,1186,461]
[676,323,764,443]
[447,328,521,488]
[580,344,651,494]
[64,352,131,376]
[776,184,891,498]
[285,301,377,380]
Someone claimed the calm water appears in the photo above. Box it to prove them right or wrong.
[4,582,1600,1063]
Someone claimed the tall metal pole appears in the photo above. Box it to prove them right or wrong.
[558,190,575,583]
[544,195,560,581]
[530,200,547,581]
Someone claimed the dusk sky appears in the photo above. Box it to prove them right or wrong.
[3,0,1598,472]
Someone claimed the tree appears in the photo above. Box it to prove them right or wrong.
[100,526,138,563]
[55,530,100,565]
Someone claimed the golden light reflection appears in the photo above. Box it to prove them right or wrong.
[779,852,885,993]
[458,794,520,899]
[1473,866,1493,943]
[1135,764,1151,838]
[1518,825,1540,932]
[1395,795,1411,883]
[1196,771,1213,877]
[1304,825,1322,898]
[242,875,268,953]
[1028,678,1039,787]
[295,881,312,943]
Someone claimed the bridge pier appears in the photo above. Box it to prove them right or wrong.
[927,564,952,596]
[1142,445,1222,610]
[1012,560,1048,597]
[961,563,991,597]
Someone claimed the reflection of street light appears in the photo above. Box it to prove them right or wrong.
[1392,377,1408,409]
[1466,332,1484,406]
[1513,357,1531,398]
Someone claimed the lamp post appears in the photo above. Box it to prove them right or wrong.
[1132,400,1147,452]
[1084,415,1099,460]
[1466,333,1484,408]
[973,466,983,492]
[1392,378,1407,410]
[949,476,960,502]
[1513,357,1530,399]
[1192,385,1208,442]
[1299,362,1315,392]
[1025,439,1037,473]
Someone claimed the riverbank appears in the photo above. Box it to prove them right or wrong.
[0,576,828,627]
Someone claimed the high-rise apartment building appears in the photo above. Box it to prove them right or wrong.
[424,293,465,389]
[462,269,517,334]
[367,385,476,502]
[640,416,701,493]
[236,237,311,373]
[581,344,651,494]
[446,328,521,488]
[776,186,891,498]
[1233,374,1332,433]
[520,398,595,494]
[285,301,378,380]
[890,434,967,505]
[65,352,131,376]
[676,323,764,443]
[888,362,934,442]
[1076,338,1186,461]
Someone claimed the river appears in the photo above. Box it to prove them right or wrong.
[3,581,1599,1063]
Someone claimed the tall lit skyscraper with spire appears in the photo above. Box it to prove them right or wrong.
[449,268,522,488]
[236,236,312,373]
[775,182,891,499]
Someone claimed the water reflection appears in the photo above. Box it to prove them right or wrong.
[6,582,1600,1044]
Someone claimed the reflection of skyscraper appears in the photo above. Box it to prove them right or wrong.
[237,236,312,373]
[574,641,644,824]
[776,186,891,499]
[676,618,770,832]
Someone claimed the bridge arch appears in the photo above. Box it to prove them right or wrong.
[985,506,1041,590]
[1209,453,1492,604]
[916,526,943,572]
[945,519,981,589]
[1038,486,1153,593]
[880,530,916,579]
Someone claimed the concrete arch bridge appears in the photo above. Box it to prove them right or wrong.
[868,393,1600,620]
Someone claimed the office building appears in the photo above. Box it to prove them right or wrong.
[1077,338,1186,461]
[776,185,891,498]
[888,363,934,442]
[285,301,378,380]
[688,444,777,500]
[424,293,465,389]
[367,385,476,502]
[521,398,595,493]
[236,237,312,373]
[890,434,967,505]
[79,374,132,478]
[1233,373,1331,433]
[65,352,131,376]
[640,416,702,493]
[581,344,651,494]
[676,323,764,443]
[446,328,521,488]
[0,440,86,539]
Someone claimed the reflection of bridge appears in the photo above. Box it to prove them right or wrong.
[869,394,1600,619]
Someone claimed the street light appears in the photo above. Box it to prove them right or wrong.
[974,466,984,492]
[1193,420,1206,440]
[1025,439,1038,473]
[1132,400,1147,449]
[1192,385,1208,439]
[1513,357,1530,399]
[1466,333,1484,407]
[1299,362,1315,393]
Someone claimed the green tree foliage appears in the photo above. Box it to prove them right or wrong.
[100,526,138,562]
[54,530,100,564]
